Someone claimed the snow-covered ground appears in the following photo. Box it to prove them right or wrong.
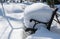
[0,2,60,39]
[26,27,60,39]
[0,3,27,39]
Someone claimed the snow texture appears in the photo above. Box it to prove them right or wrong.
[24,3,53,28]
[0,3,25,39]
[26,27,60,39]
[3,3,27,13]
[0,2,60,39]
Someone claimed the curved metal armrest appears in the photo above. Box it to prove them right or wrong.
[30,19,48,24]
[25,19,48,34]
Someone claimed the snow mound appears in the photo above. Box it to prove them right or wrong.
[26,27,60,39]
[24,3,53,28]
[3,3,26,13]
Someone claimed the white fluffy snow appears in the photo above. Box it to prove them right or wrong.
[26,27,60,39]
[9,29,25,39]
[0,3,25,39]
[0,2,60,39]
[3,3,27,13]
[24,3,53,28]
[0,17,11,39]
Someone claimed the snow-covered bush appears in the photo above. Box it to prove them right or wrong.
[24,3,53,29]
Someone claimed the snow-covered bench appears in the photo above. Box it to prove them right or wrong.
[24,3,54,31]
[0,2,60,39]
[23,3,60,39]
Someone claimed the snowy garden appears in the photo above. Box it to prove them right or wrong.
[0,0,60,39]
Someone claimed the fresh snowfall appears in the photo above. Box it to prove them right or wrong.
[0,1,60,39]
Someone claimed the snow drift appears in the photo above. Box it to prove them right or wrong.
[3,3,27,13]
[26,27,60,39]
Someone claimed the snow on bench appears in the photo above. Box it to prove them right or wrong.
[24,3,60,39]
[24,3,53,29]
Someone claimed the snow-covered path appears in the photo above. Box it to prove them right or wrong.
[0,3,26,39]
